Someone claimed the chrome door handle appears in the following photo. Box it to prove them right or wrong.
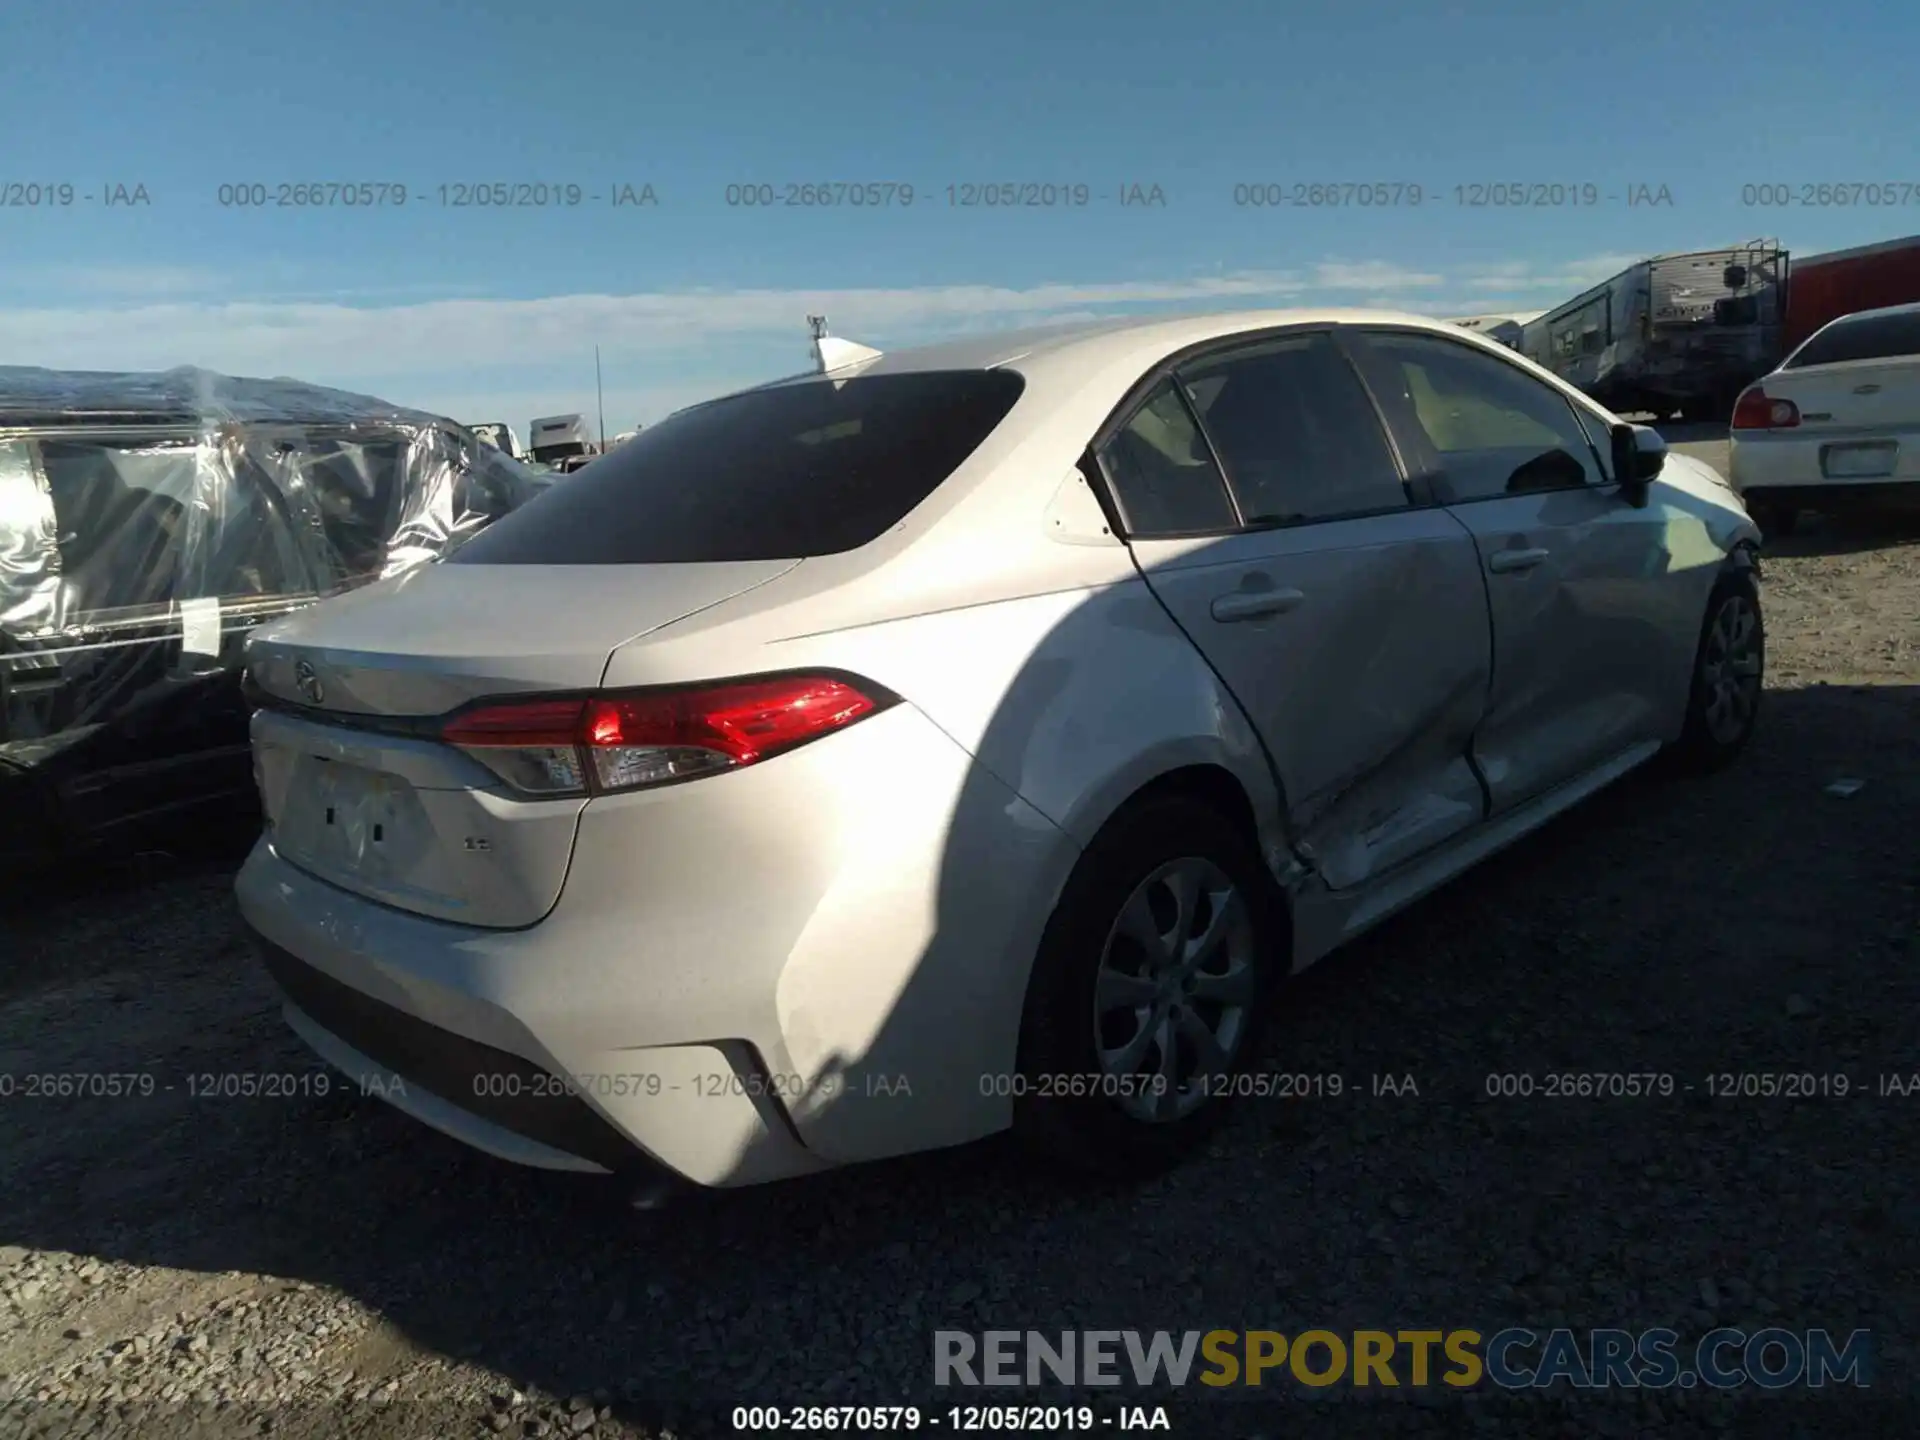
[1210,588,1305,622]
[1487,547,1550,574]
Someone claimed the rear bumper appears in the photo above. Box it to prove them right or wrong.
[1728,479,1920,509]
[252,932,677,1179]
[1730,431,1920,500]
[235,701,1079,1187]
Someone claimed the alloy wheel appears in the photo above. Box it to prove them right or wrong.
[1700,591,1763,745]
[1093,856,1259,1123]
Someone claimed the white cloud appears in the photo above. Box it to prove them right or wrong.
[1356,296,1475,315]
[1458,253,1646,293]
[0,254,1640,424]
[0,271,1336,380]
[1312,260,1443,290]
[416,379,772,430]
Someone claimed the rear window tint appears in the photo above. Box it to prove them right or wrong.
[450,370,1025,564]
[1786,312,1920,368]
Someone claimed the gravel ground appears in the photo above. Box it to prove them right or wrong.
[2,476,1918,1440]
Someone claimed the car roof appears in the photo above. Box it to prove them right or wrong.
[875,308,1466,372]
[1819,299,1920,325]
[726,308,1483,400]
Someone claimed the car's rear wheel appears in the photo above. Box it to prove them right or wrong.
[1011,793,1282,1177]
[1670,568,1764,772]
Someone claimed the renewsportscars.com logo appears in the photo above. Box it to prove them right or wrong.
[934,1328,1873,1391]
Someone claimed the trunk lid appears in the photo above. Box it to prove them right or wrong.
[247,559,797,715]
[1764,358,1919,433]
[246,558,799,926]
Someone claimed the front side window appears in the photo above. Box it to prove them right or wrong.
[1357,332,1607,502]
[1177,334,1406,525]
[1570,403,1616,481]
[1097,382,1238,537]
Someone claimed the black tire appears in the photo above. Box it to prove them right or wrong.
[1669,568,1764,773]
[1011,792,1283,1178]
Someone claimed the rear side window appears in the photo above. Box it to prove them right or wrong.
[39,440,198,613]
[301,439,406,579]
[1786,312,1920,368]
[37,438,310,612]
[451,371,1025,564]
[1177,334,1406,524]
[1097,382,1239,537]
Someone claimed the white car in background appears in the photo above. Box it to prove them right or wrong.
[234,309,1763,1199]
[1730,301,1920,535]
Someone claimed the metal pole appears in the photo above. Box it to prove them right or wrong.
[595,346,606,452]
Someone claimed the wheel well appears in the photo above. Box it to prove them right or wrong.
[1106,763,1263,858]
[1094,763,1295,970]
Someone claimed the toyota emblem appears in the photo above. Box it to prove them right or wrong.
[294,660,326,705]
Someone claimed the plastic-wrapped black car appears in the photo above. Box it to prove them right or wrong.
[0,365,545,863]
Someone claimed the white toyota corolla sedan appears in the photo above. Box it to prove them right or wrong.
[235,309,1764,1198]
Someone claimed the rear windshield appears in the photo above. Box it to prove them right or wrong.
[450,370,1026,564]
[1786,311,1920,368]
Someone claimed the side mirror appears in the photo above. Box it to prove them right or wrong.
[1610,422,1666,502]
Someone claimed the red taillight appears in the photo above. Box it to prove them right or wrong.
[441,698,590,747]
[440,674,889,797]
[440,697,593,796]
[1731,387,1799,430]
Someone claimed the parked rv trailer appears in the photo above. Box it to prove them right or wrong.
[1519,243,1786,420]
[527,413,592,465]
[1782,234,1920,355]
[1446,313,1542,350]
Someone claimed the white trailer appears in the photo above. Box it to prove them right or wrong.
[527,413,592,465]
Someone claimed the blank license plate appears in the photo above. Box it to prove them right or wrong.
[1822,442,1897,479]
[292,759,404,871]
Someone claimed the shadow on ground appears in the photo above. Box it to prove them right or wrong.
[1761,507,1920,559]
[2,685,1916,1437]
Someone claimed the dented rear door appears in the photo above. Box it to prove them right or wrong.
[1129,515,1493,889]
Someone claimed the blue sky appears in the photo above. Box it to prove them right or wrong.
[0,0,1910,433]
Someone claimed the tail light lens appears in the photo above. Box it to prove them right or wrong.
[440,673,892,798]
[1731,387,1799,430]
[440,698,598,796]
